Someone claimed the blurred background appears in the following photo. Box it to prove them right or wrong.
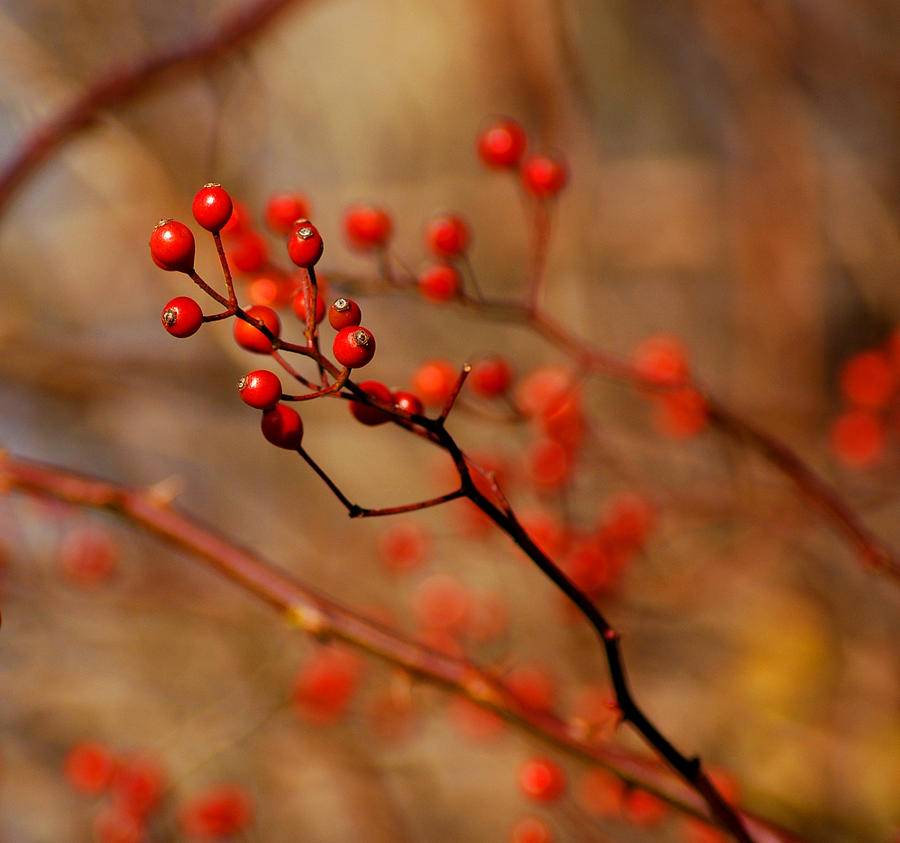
[0,0,898,840]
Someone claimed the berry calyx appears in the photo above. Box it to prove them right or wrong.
[161,296,204,338]
[392,390,424,416]
[477,118,527,169]
[521,154,568,199]
[343,204,393,251]
[264,192,310,235]
[350,380,393,425]
[233,305,280,353]
[291,286,326,324]
[470,356,513,397]
[417,262,461,302]
[518,757,566,802]
[328,297,362,331]
[425,213,470,258]
[333,326,376,368]
[192,184,233,232]
[149,219,195,272]
[261,404,303,449]
[288,221,324,268]
[237,370,282,409]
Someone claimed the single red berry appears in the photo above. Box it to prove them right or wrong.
[238,370,282,409]
[58,527,118,587]
[830,409,885,467]
[333,325,376,368]
[288,221,324,268]
[424,213,470,258]
[64,741,117,794]
[624,787,668,826]
[93,806,145,843]
[161,296,204,338]
[392,390,424,416]
[260,404,303,449]
[510,816,554,843]
[377,522,430,573]
[220,199,250,238]
[634,334,689,386]
[228,231,268,274]
[149,219,195,272]
[413,573,471,632]
[233,305,280,353]
[506,666,557,713]
[180,784,253,839]
[291,286,326,324]
[576,768,625,818]
[477,118,527,169]
[192,183,233,232]
[417,262,461,302]
[521,154,568,199]
[247,272,294,308]
[411,359,458,406]
[839,349,896,409]
[470,356,513,397]
[518,757,566,802]
[110,754,166,819]
[264,192,311,235]
[343,204,393,251]
[292,646,363,725]
[328,297,362,330]
[350,380,393,425]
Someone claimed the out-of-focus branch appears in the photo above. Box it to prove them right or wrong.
[0,451,802,843]
[0,0,306,220]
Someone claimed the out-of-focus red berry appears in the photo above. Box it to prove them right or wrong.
[291,646,363,725]
[518,757,566,802]
[64,741,117,794]
[180,784,253,839]
[477,118,527,169]
[839,349,896,409]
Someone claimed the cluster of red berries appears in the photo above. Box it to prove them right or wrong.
[829,329,900,467]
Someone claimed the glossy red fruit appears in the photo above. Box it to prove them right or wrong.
[343,204,393,250]
[333,326,376,368]
[417,262,461,302]
[477,118,527,169]
[149,219,195,272]
[521,154,568,199]
[228,231,268,273]
[64,741,117,794]
[161,296,204,338]
[518,757,566,802]
[411,359,458,406]
[260,404,303,449]
[192,184,233,232]
[350,380,393,425]
[238,370,282,409]
[233,305,280,353]
[392,390,424,416]
[264,192,310,235]
[328,297,362,330]
[291,287,326,324]
[180,785,253,839]
[470,356,513,397]
[425,213,470,258]
[288,221,324,268]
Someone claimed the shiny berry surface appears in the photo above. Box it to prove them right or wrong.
[328,297,362,330]
[261,404,303,449]
[149,219,195,272]
[477,118,527,168]
[392,390,424,416]
[343,204,392,250]
[288,222,324,268]
[161,296,203,338]
[424,213,470,258]
[350,380,393,425]
[233,305,280,353]
[291,287,326,324]
[333,325,376,368]
[238,370,282,409]
[470,356,513,397]
[417,263,461,302]
[520,154,568,199]
[192,184,233,232]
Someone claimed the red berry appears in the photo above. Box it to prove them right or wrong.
[228,231,268,274]
[149,219,195,272]
[93,806,145,843]
[839,349,896,409]
[291,286,326,324]
[161,296,204,338]
[247,272,294,308]
[192,183,233,232]
[411,359,458,406]
[377,522,430,573]
[238,370,282,409]
[470,356,513,397]
[413,574,471,633]
[291,646,363,725]
[260,404,303,449]
[576,768,625,818]
[264,192,310,235]
[506,666,556,713]
[634,334,689,386]
[392,390,424,416]
[288,221,324,268]
[518,757,566,802]
[333,325,376,368]
[624,787,668,826]
[343,204,393,250]
[328,297,362,330]
[233,305,280,353]
[477,118,527,169]
[64,741,117,794]
[180,784,253,839]
[510,816,554,843]
[521,154,568,199]
[425,213,470,258]
[653,387,708,438]
[58,527,118,587]
[220,199,250,238]
[417,262,461,302]
[830,409,885,467]
[110,754,166,819]
[350,380,393,425]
